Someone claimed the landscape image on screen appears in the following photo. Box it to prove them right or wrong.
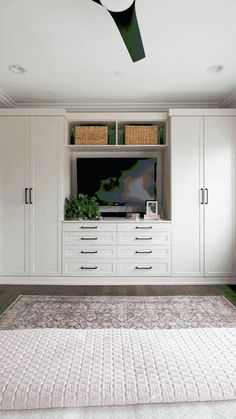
[77,158,157,212]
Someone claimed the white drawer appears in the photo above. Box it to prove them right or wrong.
[117,260,171,276]
[63,232,116,246]
[117,246,171,259]
[63,246,116,259]
[117,232,171,246]
[117,222,172,232]
[63,222,116,232]
[63,261,116,276]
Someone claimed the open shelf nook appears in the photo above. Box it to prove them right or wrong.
[66,112,168,149]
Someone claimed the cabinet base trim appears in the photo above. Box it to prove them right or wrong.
[0,276,236,285]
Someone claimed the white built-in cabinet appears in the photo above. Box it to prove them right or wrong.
[62,221,172,277]
[1,108,236,284]
[204,117,236,276]
[0,115,64,276]
[171,115,236,277]
[0,117,30,275]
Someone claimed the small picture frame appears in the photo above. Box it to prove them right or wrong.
[146,200,158,215]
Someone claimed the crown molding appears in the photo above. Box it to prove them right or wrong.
[0,89,16,108]
[219,91,236,108]
[14,101,220,112]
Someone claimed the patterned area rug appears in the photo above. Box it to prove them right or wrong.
[0,295,236,329]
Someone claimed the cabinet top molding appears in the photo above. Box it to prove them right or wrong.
[66,112,168,121]
[169,109,236,117]
[1,108,235,117]
[0,108,66,116]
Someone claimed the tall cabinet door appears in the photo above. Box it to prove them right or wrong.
[0,117,30,275]
[171,116,204,276]
[29,117,63,276]
[204,117,236,276]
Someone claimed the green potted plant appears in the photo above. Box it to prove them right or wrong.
[64,194,101,220]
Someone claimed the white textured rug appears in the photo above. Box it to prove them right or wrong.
[1,401,236,419]
[0,327,236,410]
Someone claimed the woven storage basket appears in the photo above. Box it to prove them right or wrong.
[74,126,108,145]
[125,125,159,145]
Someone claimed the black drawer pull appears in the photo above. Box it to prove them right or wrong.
[81,266,98,270]
[24,188,29,204]
[81,251,98,254]
[81,226,98,229]
[81,237,98,240]
[135,237,152,240]
[135,251,152,254]
[135,226,152,229]
[135,266,153,270]
[29,188,33,204]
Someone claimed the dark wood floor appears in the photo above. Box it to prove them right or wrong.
[0,284,235,315]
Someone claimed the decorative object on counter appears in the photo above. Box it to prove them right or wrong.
[145,200,160,220]
[125,125,159,145]
[64,194,101,220]
[126,212,140,220]
[146,200,158,215]
[73,126,108,145]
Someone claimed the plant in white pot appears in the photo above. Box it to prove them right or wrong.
[64,194,101,220]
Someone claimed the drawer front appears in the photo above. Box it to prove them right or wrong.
[117,232,171,246]
[63,246,116,259]
[63,223,116,232]
[63,261,116,276]
[117,246,171,259]
[117,260,171,276]
[63,232,116,246]
[117,223,172,232]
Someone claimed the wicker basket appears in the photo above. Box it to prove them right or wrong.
[74,126,108,145]
[125,125,159,145]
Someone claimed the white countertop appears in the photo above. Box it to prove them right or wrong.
[63,218,172,223]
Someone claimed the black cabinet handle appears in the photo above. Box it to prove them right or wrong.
[135,226,152,229]
[81,251,98,254]
[81,226,98,229]
[81,237,98,240]
[24,188,29,204]
[135,266,153,270]
[29,188,33,204]
[200,188,204,205]
[81,266,98,270]
[135,251,152,254]
[205,188,208,205]
[135,237,152,240]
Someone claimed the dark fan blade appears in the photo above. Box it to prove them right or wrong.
[91,0,102,4]
[108,2,145,62]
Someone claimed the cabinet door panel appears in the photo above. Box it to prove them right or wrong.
[171,117,204,276]
[204,117,236,276]
[0,117,30,275]
[29,117,63,275]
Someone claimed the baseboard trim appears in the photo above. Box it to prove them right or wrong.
[0,276,236,285]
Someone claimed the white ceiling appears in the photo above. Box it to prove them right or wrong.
[0,0,236,109]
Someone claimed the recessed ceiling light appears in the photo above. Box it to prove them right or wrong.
[207,65,224,74]
[115,70,122,77]
[8,64,26,74]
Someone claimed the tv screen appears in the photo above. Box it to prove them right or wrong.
[76,158,157,213]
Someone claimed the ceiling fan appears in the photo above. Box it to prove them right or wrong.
[91,0,145,62]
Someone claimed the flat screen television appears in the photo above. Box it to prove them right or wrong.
[76,157,157,215]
